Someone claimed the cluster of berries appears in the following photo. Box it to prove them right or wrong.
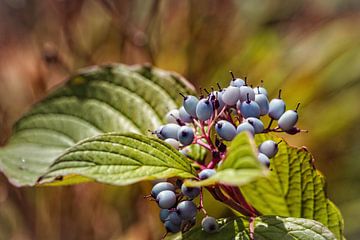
[150,181,219,235]
[148,71,304,235]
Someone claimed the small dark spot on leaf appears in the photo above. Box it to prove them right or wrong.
[55,176,63,181]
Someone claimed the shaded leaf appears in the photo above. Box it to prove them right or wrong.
[172,216,336,240]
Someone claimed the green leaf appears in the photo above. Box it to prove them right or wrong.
[173,216,336,240]
[0,64,196,186]
[186,132,266,187]
[181,144,208,164]
[38,133,196,186]
[240,134,344,239]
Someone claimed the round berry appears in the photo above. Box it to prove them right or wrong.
[182,95,199,117]
[161,124,181,140]
[164,138,180,149]
[165,109,180,124]
[181,184,200,199]
[196,99,214,121]
[230,78,246,87]
[246,117,264,134]
[198,169,216,180]
[254,86,268,97]
[160,209,170,222]
[215,120,237,141]
[236,122,255,136]
[154,125,165,140]
[254,93,269,116]
[179,106,192,123]
[258,153,270,167]
[151,182,175,198]
[239,86,255,102]
[259,140,279,158]
[268,90,286,120]
[278,106,299,131]
[168,211,182,225]
[177,126,195,146]
[156,190,177,209]
[237,98,260,118]
[177,201,197,220]
[221,86,240,106]
[214,90,225,110]
[201,216,219,233]
[164,220,181,233]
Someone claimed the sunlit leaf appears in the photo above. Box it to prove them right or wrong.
[186,132,265,187]
[38,133,196,186]
[240,134,344,239]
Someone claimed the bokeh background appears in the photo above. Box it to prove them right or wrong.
[0,0,359,239]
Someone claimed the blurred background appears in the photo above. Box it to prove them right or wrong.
[0,0,359,239]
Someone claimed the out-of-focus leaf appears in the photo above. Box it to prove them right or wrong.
[0,64,195,186]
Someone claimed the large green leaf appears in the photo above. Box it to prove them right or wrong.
[0,64,195,186]
[37,133,196,186]
[186,132,265,187]
[240,134,344,239]
[170,216,336,240]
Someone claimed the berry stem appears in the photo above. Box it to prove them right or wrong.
[198,187,207,215]
[199,122,216,151]
[196,139,212,151]
[249,217,255,240]
[266,118,274,130]
[231,187,259,216]
[206,151,222,169]
[207,186,255,216]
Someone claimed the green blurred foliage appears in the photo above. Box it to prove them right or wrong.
[0,0,359,239]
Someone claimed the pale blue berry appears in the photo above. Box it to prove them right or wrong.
[164,220,181,233]
[237,122,255,136]
[201,216,219,233]
[168,211,182,225]
[182,95,199,117]
[196,99,214,121]
[157,190,177,209]
[165,138,180,149]
[177,201,197,220]
[246,117,264,133]
[198,169,216,180]
[254,93,269,116]
[177,126,194,146]
[160,209,170,222]
[179,106,192,123]
[259,140,279,158]
[268,90,286,120]
[278,104,299,131]
[181,184,200,199]
[254,85,268,97]
[151,182,175,198]
[237,95,261,118]
[258,153,270,167]
[161,124,181,140]
[215,120,237,141]
[165,109,180,124]
[230,78,246,87]
[239,86,255,102]
[222,86,240,106]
